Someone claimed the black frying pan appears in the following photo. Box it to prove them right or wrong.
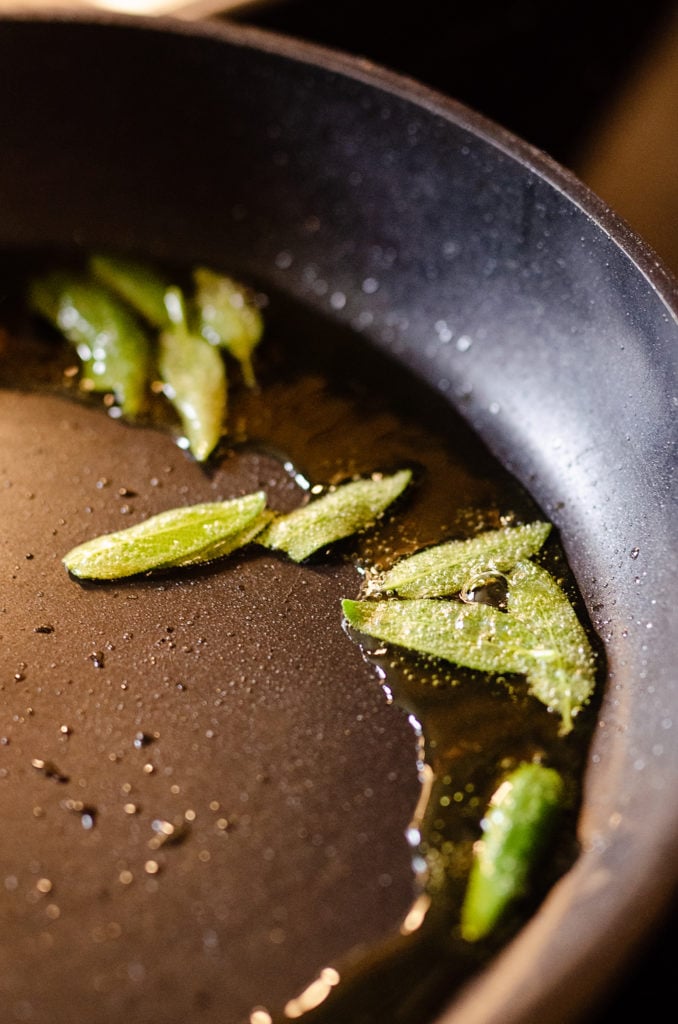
[0,11,676,1024]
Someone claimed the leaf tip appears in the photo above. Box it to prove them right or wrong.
[341,598,363,627]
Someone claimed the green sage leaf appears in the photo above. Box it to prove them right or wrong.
[158,287,228,462]
[89,253,173,330]
[259,469,412,563]
[344,557,596,732]
[460,761,565,942]
[28,271,151,418]
[342,596,539,676]
[63,491,267,580]
[193,266,263,388]
[166,508,273,568]
[376,521,551,598]
[507,560,596,735]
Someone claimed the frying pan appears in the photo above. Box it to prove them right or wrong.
[0,9,676,1024]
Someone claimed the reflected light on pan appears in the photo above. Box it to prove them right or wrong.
[7,0,265,23]
[284,968,342,1019]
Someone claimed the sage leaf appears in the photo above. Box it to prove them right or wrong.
[89,253,173,330]
[507,560,596,734]
[259,469,412,563]
[158,287,228,462]
[28,271,151,418]
[342,597,539,676]
[63,491,267,580]
[344,557,596,733]
[166,508,273,568]
[193,267,263,388]
[460,761,565,942]
[376,521,551,598]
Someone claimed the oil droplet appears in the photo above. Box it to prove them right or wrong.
[250,1010,273,1024]
[61,798,97,829]
[275,250,293,270]
[435,320,453,343]
[284,966,341,1018]
[31,758,69,783]
[149,818,189,849]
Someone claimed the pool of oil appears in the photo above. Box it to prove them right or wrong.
[0,252,602,1024]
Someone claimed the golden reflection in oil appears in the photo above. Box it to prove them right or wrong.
[284,968,341,1018]
[400,892,431,935]
[406,761,434,849]
[249,1009,273,1024]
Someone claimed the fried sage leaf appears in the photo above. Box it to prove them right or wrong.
[158,287,228,462]
[344,561,596,733]
[506,560,596,735]
[193,266,263,388]
[259,469,412,563]
[342,596,539,676]
[460,762,565,942]
[28,271,151,418]
[63,491,268,580]
[376,521,551,598]
[89,253,173,330]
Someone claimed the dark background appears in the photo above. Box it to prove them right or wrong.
[227,1,677,1021]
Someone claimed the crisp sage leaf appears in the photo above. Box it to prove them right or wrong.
[193,267,263,389]
[63,492,268,580]
[158,287,228,462]
[259,469,412,563]
[507,560,596,735]
[343,558,596,734]
[166,509,273,569]
[342,597,539,676]
[89,253,173,331]
[376,521,551,598]
[28,271,151,418]
[460,762,565,942]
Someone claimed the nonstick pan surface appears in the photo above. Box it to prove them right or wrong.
[0,12,676,1024]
